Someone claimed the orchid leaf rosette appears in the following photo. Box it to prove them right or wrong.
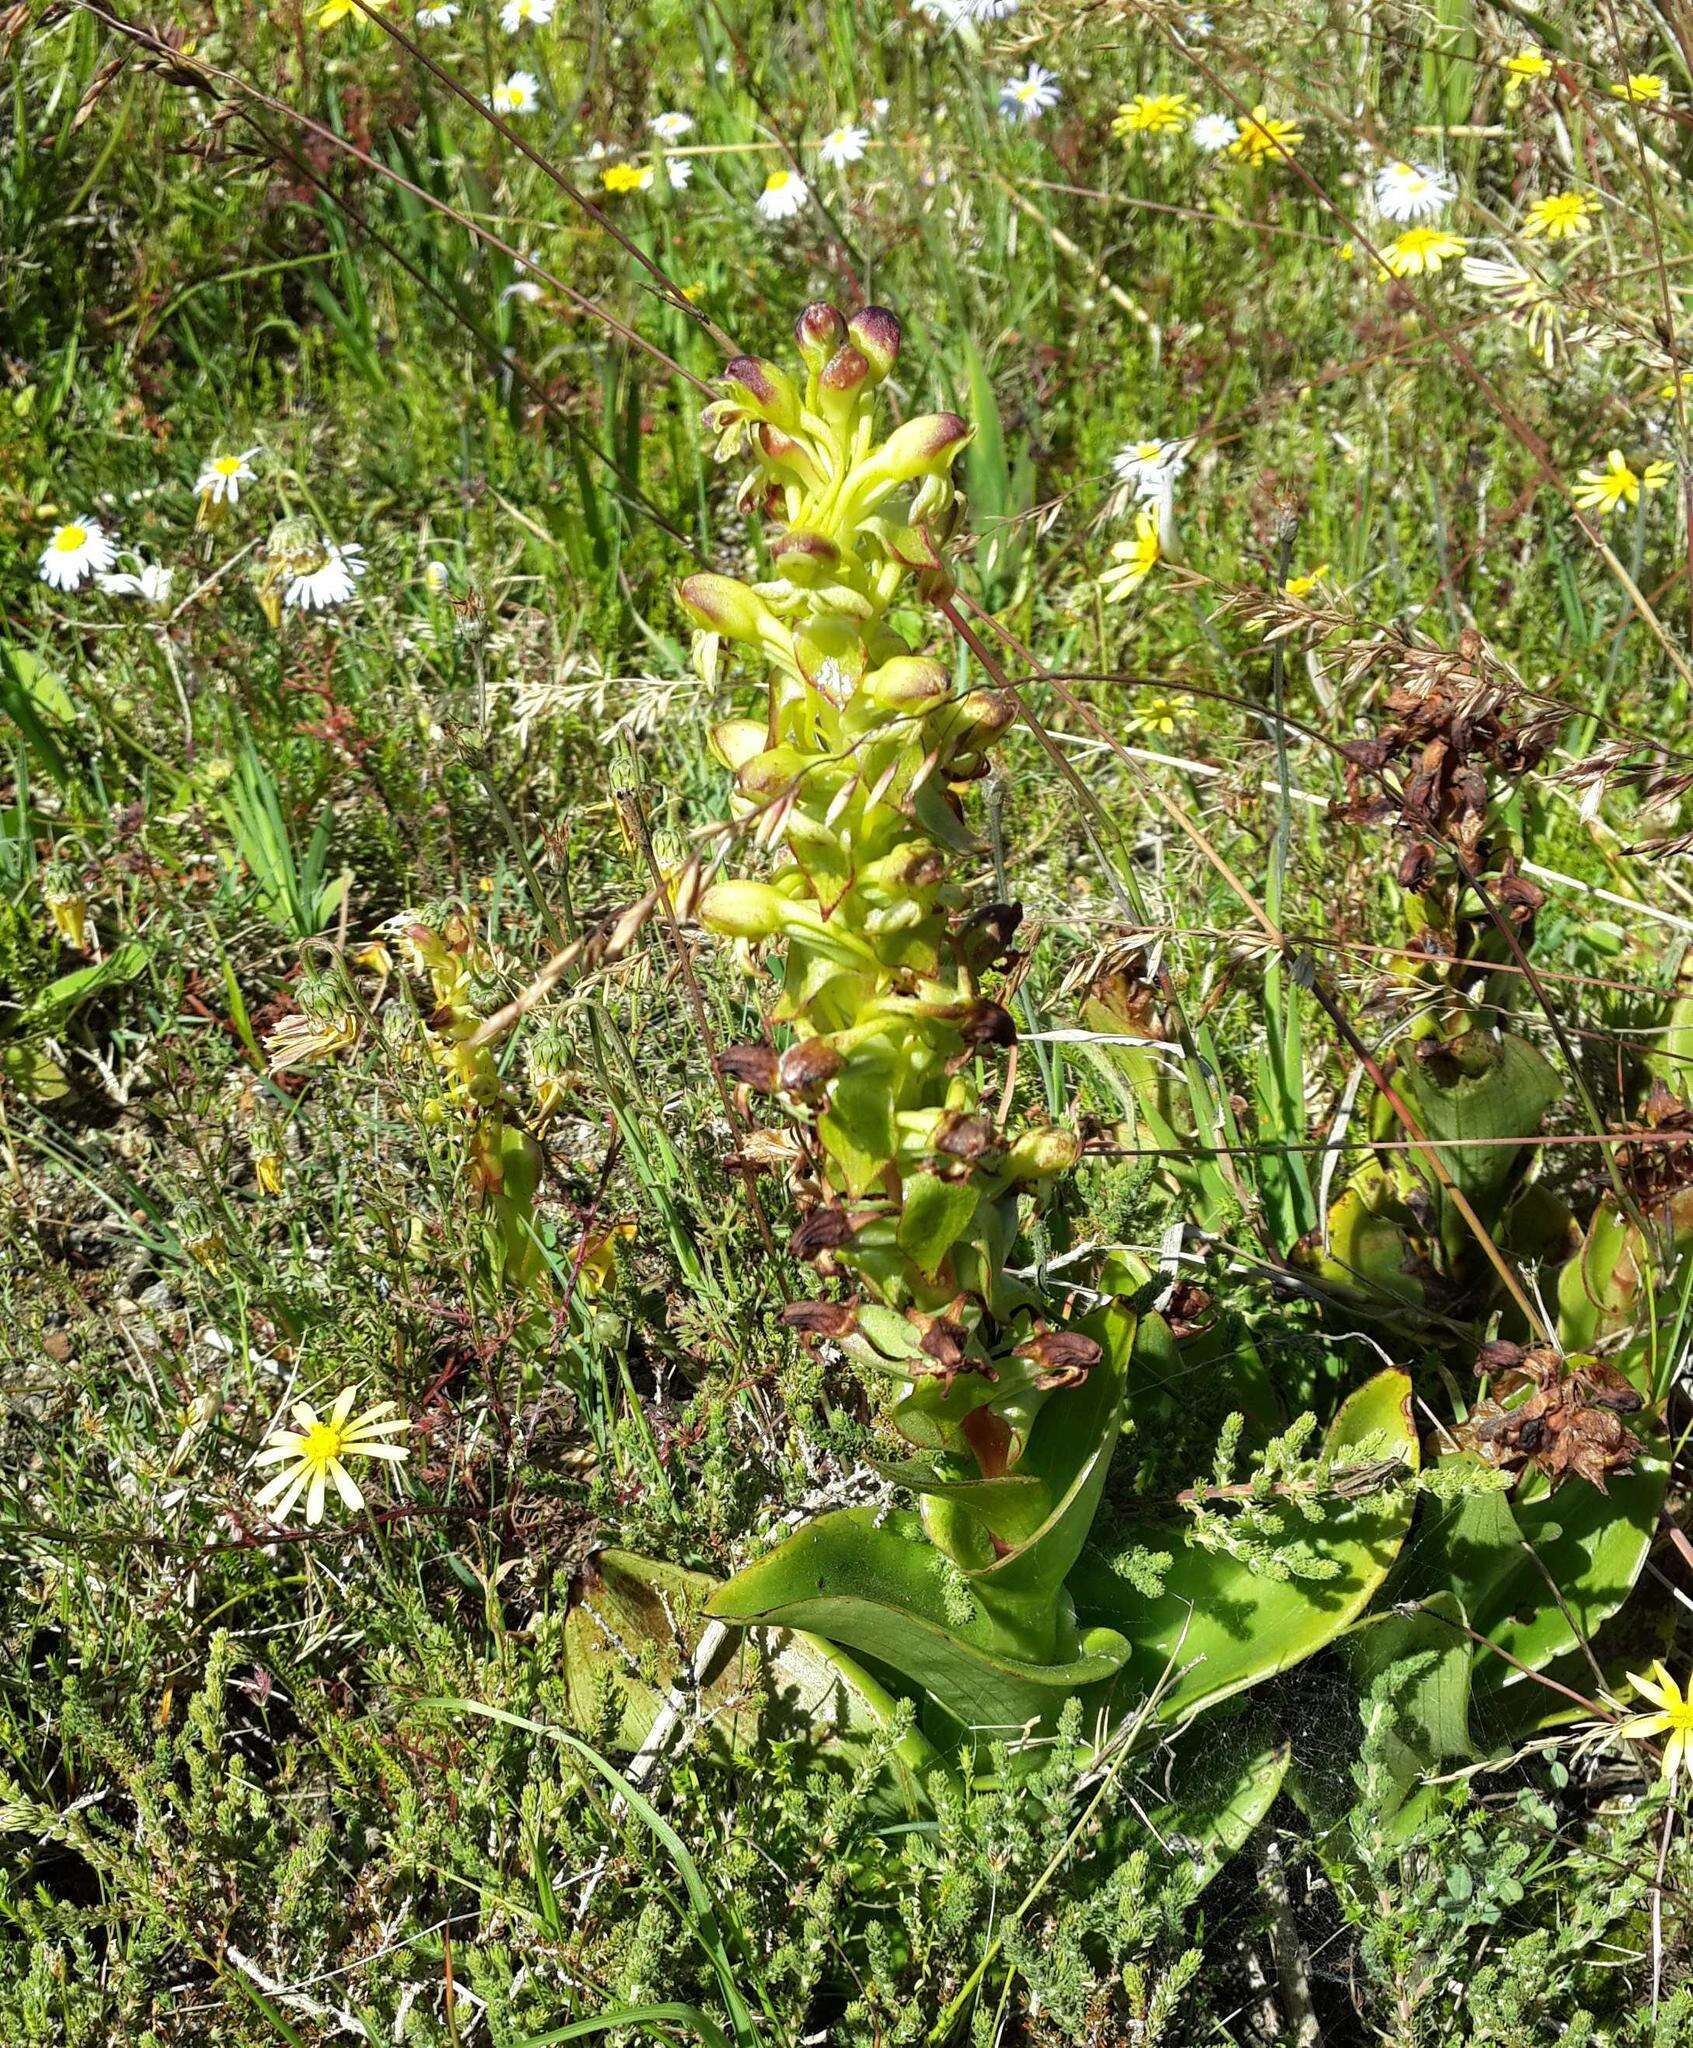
[680,304,1135,1741]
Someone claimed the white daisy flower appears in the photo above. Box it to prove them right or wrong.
[871,97,890,122]
[38,519,118,592]
[1190,112,1237,153]
[819,123,870,169]
[490,71,540,115]
[1373,159,1456,224]
[667,156,694,189]
[97,557,175,605]
[501,254,543,302]
[416,2,457,22]
[1111,437,1191,500]
[195,447,259,507]
[650,110,694,141]
[499,0,553,28]
[999,65,1060,123]
[283,541,367,613]
[756,167,809,220]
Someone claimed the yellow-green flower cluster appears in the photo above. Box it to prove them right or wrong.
[683,303,1095,1458]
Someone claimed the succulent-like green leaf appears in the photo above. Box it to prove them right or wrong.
[706,1507,1130,1732]
[560,1549,940,1810]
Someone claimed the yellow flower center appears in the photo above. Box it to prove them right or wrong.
[214,456,244,476]
[54,525,87,552]
[300,1419,348,1471]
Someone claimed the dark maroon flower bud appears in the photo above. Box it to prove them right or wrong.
[960,1002,1017,1051]
[795,301,846,368]
[818,345,871,422]
[919,1319,968,1374]
[782,1298,859,1338]
[718,1043,778,1092]
[778,1039,845,1096]
[934,1112,998,1164]
[792,1207,857,1259]
[847,305,902,381]
[1475,1339,1527,1379]
[1014,1328,1103,1391]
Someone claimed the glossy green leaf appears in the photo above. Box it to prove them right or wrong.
[707,1507,1129,1731]
[558,1548,940,1808]
[897,1171,980,1279]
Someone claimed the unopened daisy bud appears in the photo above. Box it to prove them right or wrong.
[1004,1126,1082,1179]
[41,862,89,951]
[846,305,902,381]
[794,300,847,369]
[781,1297,859,1338]
[677,571,775,644]
[719,355,802,431]
[778,1038,845,1095]
[699,878,791,939]
[866,656,949,711]
[718,1043,780,1091]
[771,530,841,585]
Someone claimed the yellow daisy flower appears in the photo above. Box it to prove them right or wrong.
[1522,191,1597,241]
[1130,691,1181,737]
[1611,72,1667,106]
[1100,507,1163,602]
[1614,1661,1693,1786]
[1378,226,1469,277]
[1504,48,1552,103]
[1283,564,1330,599]
[318,0,389,26]
[1570,448,1674,514]
[252,1388,411,1525]
[1228,105,1303,166]
[601,162,654,193]
[1112,93,1193,138]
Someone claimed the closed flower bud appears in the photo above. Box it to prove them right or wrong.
[1004,1126,1082,1179]
[709,718,768,773]
[847,305,902,381]
[771,530,840,585]
[782,1298,859,1338]
[719,1043,779,1091]
[865,656,949,711]
[699,878,790,939]
[719,355,801,431]
[678,571,774,644]
[874,412,972,484]
[818,345,871,422]
[795,301,847,368]
[778,1038,845,1095]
